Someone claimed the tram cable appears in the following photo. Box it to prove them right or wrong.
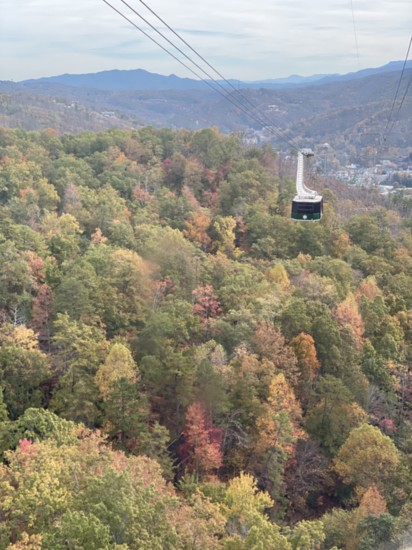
[113,0,303,151]
[350,0,361,71]
[100,2,270,132]
[386,70,412,140]
[116,0,250,107]
[134,0,237,90]
[131,0,303,149]
[382,35,412,142]
[98,0,412,157]
[101,0,302,153]
[101,0,323,219]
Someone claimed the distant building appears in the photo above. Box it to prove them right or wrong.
[379,185,394,195]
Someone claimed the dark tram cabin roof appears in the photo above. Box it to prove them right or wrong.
[291,195,323,221]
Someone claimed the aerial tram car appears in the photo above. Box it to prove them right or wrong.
[291,149,323,221]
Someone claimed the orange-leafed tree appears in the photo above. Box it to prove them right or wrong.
[31,284,53,343]
[90,227,108,244]
[255,373,304,457]
[355,276,382,302]
[182,402,222,478]
[183,211,212,250]
[334,293,365,349]
[252,322,299,388]
[253,374,305,502]
[290,332,320,405]
[357,484,387,516]
[25,252,45,290]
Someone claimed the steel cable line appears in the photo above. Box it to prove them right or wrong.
[117,0,301,151]
[382,35,412,142]
[117,0,251,106]
[101,0,301,152]
[106,0,409,163]
[101,1,288,140]
[101,1,270,130]
[135,0,236,85]
[350,0,361,71]
[395,70,412,117]
[101,0,220,87]
[132,0,302,146]
[386,70,412,139]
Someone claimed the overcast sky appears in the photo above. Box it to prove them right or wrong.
[1,0,411,81]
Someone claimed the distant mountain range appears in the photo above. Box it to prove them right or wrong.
[1,61,411,162]
[21,60,412,91]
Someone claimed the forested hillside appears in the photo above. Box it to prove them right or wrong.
[0,125,411,549]
[0,90,135,134]
[2,68,411,158]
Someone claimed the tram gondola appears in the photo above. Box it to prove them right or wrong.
[291,149,323,221]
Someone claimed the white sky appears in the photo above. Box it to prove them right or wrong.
[1,0,411,81]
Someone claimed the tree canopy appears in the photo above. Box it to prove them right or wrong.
[0,125,411,548]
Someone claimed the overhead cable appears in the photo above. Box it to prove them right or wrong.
[101,0,302,152]
[117,0,301,151]
[383,35,412,142]
[350,0,361,71]
[101,1,269,128]
[117,0,248,104]
[386,70,412,139]
[135,0,263,114]
[133,0,308,152]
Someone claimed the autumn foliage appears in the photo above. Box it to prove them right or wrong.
[181,402,223,476]
[0,126,411,549]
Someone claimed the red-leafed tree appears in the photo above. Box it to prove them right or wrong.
[181,402,222,478]
[192,285,222,332]
[18,438,34,454]
[25,251,45,290]
[133,185,155,207]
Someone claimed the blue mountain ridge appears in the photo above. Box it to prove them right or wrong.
[21,60,412,92]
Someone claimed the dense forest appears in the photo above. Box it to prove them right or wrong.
[0,125,411,549]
